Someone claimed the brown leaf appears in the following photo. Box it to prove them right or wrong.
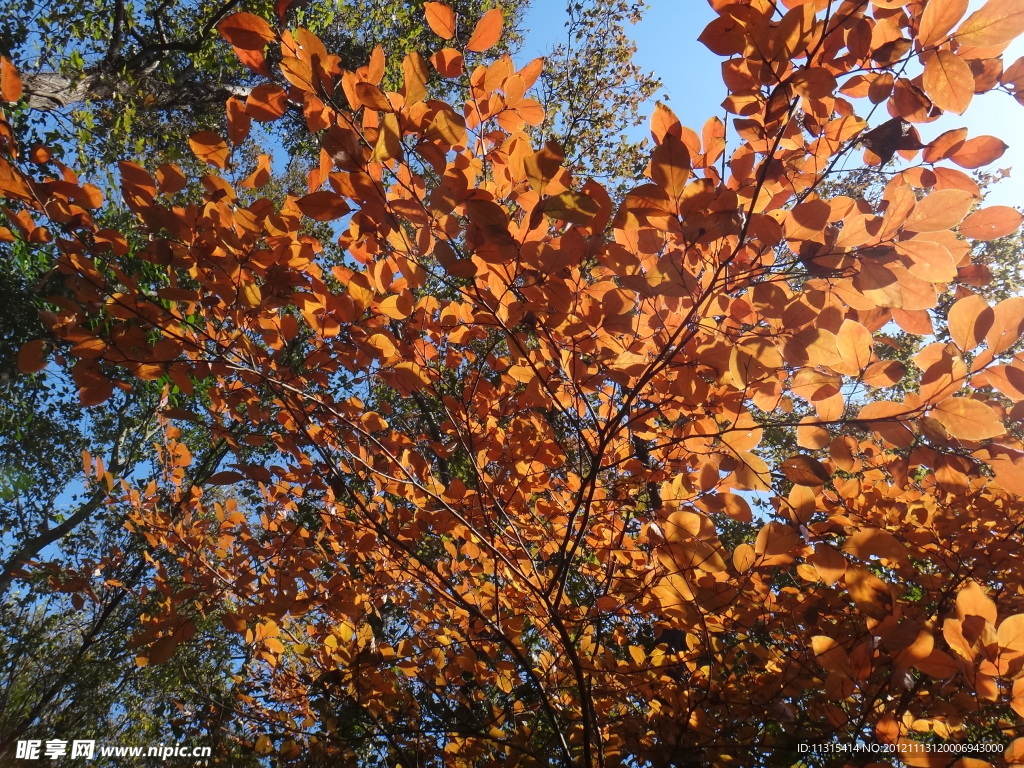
[860,117,922,166]
[17,339,47,373]
[296,191,350,221]
[780,455,831,486]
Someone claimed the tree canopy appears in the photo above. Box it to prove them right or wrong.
[5,0,1024,766]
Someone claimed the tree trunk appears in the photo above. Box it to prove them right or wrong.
[20,71,251,112]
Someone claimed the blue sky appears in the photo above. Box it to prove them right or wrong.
[522,1,1024,208]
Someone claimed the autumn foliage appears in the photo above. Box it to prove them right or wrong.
[7,0,1024,764]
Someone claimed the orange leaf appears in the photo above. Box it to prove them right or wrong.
[904,188,976,232]
[430,48,464,78]
[402,51,429,104]
[789,67,837,99]
[922,51,974,114]
[950,135,1008,168]
[226,97,251,145]
[918,0,969,46]
[955,0,1024,47]
[649,133,691,199]
[296,191,350,220]
[947,294,994,352]
[0,57,22,103]
[895,238,957,282]
[922,127,968,163]
[754,521,800,563]
[72,360,115,407]
[390,361,431,393]
[960,206,1024,240]
[988,296,1024,353]
[241,154,271,189]
[424,2,456,39]
[835,319,873,374]
[188,131,229,169]
[844,528,908,565]
[651,101,682,144]
[354,82,393,112]
[155,163,186,195]
[246,83,288,122]
[379,293,413,320]
[956,579,997,623]
[931,397,1004,440]
[17,339,47,373]
[218,12,275,51]
[845,566,893,620]
[998,614,1024,653]
[862,360,906,389]
[231,45,271,77]
[466,8,503,53]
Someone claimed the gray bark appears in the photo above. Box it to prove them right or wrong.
[20,70,252,112]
